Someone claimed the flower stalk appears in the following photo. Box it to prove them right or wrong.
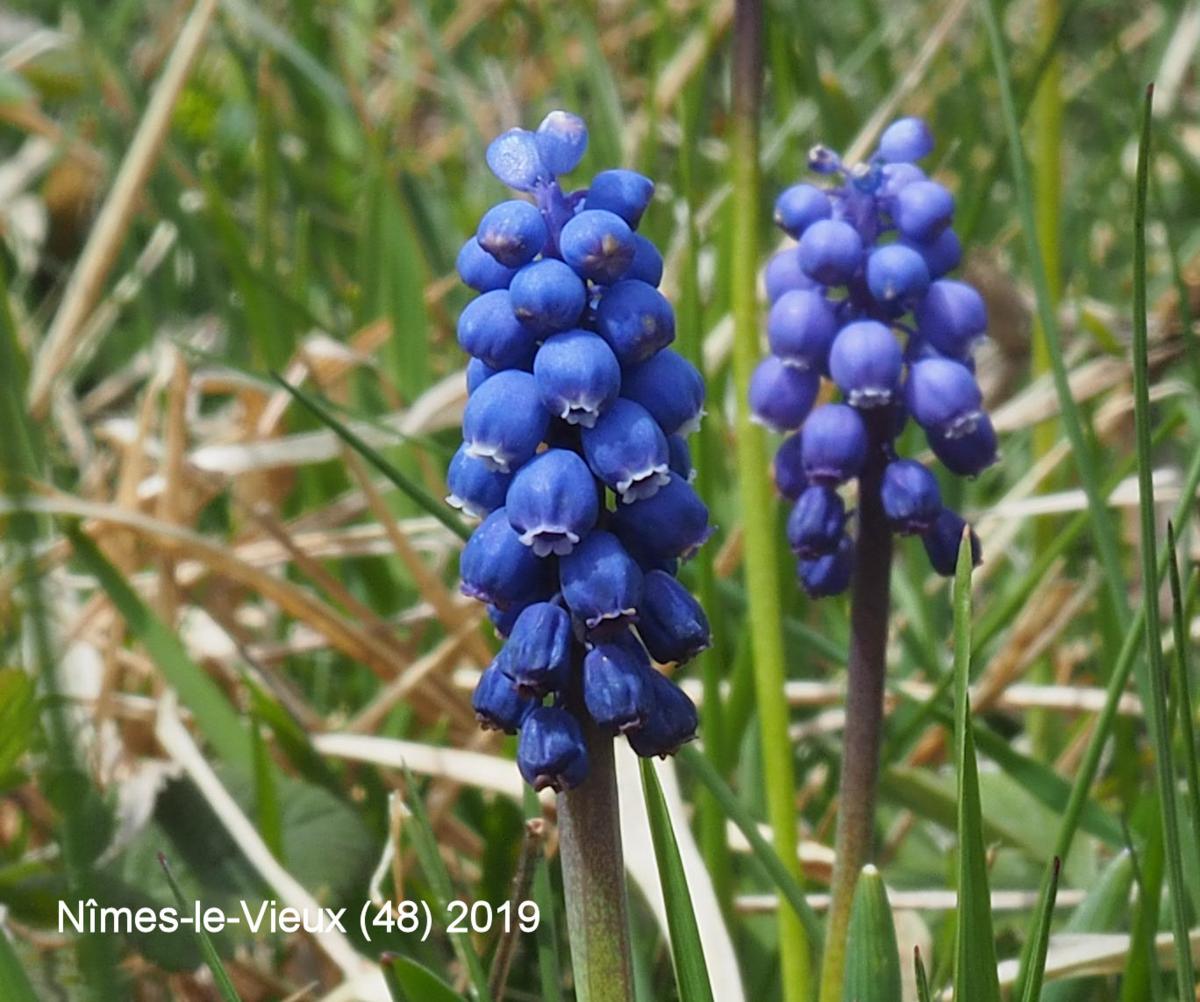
[818,425,893,1002]
[557,717,635,1002]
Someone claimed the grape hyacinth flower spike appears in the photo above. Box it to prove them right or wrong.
[752,117,998,1000]
[451,110,712,797]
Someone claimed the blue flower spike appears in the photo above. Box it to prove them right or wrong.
[755,116,996,591]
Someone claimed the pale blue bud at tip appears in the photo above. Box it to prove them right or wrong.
[534,110,588,177]
[877,117,934,163]
[486,128,547,191]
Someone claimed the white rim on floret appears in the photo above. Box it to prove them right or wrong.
[674,408,706,437]
[558,399,605,428]
[846,386,894,408]
[518,525,582,557]
[585,606,638,630]
[464,440,514,473]
[778,355,816,371]
[941,409,983,439]
[617,464,671,503]
[445,492,488,521]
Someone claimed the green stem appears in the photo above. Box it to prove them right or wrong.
[729,1,813,998]
[557,719,635,1002]
[817,436,892,1002]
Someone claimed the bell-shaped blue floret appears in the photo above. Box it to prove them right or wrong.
[509,258,587,336]
[800,403,868,484]
[666,435,694,482]
[533,329,621,428]
[798,219,863,285]
[466,358,498,394]
[866,244,930,308]
[534,111,588,177]
[477,199,548,268]
[921,507,981,576]
[446,444,512,519]
[620,349,706,437]
[900,229,961,280]
[559,209,636,284]
[904,357,983,437]
[457,289,539,370]
[580,398,670,503]
[473,662,535,733]
[517,706,589,792]
[626,671,698,758]
[456,237,518,292]
[610,473,712,563]
[627,234,664,287]
[877,117,934,162]
[928,413,998,477]
[748,356,820,433]
[915,279,987,359]
[786,484,846,559]
[583,631,655,733]
[637,570,711,665]
[774,183,833,239]
[799,534,854,598]
[585,169,655,229]
[594,279,676,365]
[893,181,954,243]
[767,289,838,372]
[460,508,550,608]
[498,602,573,697]
[486,128,548,192]
[881,458,942,534]
[560,530,644,632]
[772,433,808,501]
[765,248,818,304]
[506,449,600,557]
[462,370,550,473]
[828,320,903,409]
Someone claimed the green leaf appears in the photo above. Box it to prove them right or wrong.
[382,953,464,1002]
[914,946,932,1002]
[157,854,241,1002]
[401,768,492,1002]
[1017,856,1061,1002]
[0,925,38,1002]
[639,759,715,1002]
[1043,851,1135,1002]
[841,865,900,1002]
[0,669,36,781]
[249,722,283,860]
[678,744,822,947]
[950,534,1002,1002]
[65,526,252,768]
[523,786,564,1002]
[270,375,470,542]
[1131,82,1196,1001]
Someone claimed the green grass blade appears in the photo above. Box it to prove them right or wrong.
[678,744,823,946]
[249,721,283,859]
[0,926,38,1002]
[158,854,241,1002]
[639,759,716,1002]
[950,533,1002,1002]
[381,953,465,1002]
[401,767,492,1002]
[522,786,564,1002]
[1166,524,1200,907]
[65,525,252,768]
[975,0,1128,625]
[914,947,932,1002]
[1017,856,1061,1002]
[841,865,900,1002]
[270,374,470,542]
[1131,82,1196,1000]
